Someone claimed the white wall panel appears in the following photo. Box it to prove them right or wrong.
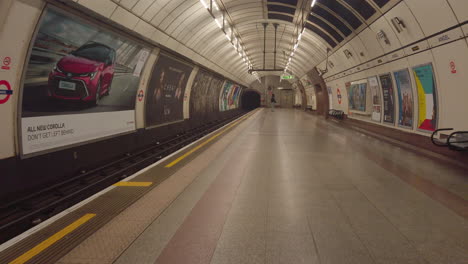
[384,1,426,46]
[370,15,403,53]
[447,0,468,22]
[431,39,468,130]
[404,0,458,36]
[348,36,371,63]
[0,0,44,158]
[358,28,385,59]
[77,0,117,18]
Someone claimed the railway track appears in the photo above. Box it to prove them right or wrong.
[0,112,248,244]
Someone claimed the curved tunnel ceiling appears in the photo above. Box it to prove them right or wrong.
[114,0,396,85]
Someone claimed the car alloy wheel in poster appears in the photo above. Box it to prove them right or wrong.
[20,7,150,155]
[394,69,414,129]
[145,53,194,127]
[412,63,437,132]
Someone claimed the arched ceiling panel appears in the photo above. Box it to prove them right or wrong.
[98,0,396,86]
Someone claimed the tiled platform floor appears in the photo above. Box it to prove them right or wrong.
[58,108,468,264]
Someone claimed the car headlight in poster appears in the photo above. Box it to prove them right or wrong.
[20,8,150,156]
[145,53,194,127]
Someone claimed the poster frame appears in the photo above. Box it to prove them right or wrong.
[368,76,382,123]
[412,62,438,133]
[17,4,152,158]
[393,68,415,130]
[144,52,194,129]
[347,78,369,114]
[378,72,396,126]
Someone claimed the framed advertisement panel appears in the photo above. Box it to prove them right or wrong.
[145,53,194,128]
[412,63,438,132]
[368,76,382,122]
[19,7,150,156]
[379,73,395,125]
[347,79,368,113]
[394,69,414,129]
[189,69,213,118]
[219,81,241,111]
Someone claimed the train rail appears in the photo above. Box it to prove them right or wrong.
[0,112,248,244]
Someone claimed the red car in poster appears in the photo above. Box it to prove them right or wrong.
[48,42,116,105]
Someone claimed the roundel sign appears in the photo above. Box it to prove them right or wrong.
[0,80,13,104]
[137,89,144,102]
[337,88,342,104]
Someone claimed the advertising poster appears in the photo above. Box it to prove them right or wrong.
[379,73,395,124]
[20,8,150,155]
[368,76,382,122]
[145,54,193,127]
[208,76,224,113]
[412,64,437,132]
[394,69,414,128]
[229,85,242,110]
[219,81,234,111]
[347,80,367,112]
[190,69,213,118]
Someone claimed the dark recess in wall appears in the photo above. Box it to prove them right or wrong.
[241,91,261,111]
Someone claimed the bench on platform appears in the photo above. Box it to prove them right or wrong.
[328,109,344,120]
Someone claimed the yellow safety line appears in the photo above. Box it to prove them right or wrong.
[9,213,96,264]
[165,112,254,168]
[113,182,153,187]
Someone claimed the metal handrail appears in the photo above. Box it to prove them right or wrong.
[447,131,468,151]
[430,128,453,147]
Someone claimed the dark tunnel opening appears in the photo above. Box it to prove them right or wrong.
[241,90,261,110]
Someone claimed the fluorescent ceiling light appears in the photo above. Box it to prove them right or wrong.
[213,1,220,11]
[200,0,208,9]
[215,19,222,28]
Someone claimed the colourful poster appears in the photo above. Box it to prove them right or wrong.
[20,8,150,155]
[412,64,437,132]
[219,81,233,111]
[347,80,367,112]
[379,73,395,124]
[394,69,414,128]
[368,76,381,122]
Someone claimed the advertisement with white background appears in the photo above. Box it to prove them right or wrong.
[20,8,149,155]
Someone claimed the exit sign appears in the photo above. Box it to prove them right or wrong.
[281,75,294,80]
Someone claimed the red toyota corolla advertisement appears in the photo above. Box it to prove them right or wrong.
[20,7,150,155]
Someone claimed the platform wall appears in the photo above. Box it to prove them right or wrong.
[315,0,468,136]
[0,0,247,202]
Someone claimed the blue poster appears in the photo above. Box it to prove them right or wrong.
[394,69,414,128]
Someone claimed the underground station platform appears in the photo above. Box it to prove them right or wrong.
[0,109,467,264]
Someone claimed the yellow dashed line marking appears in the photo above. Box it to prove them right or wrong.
[165,112,254,168]
[113,182,153,187]
[9,213,96,264]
